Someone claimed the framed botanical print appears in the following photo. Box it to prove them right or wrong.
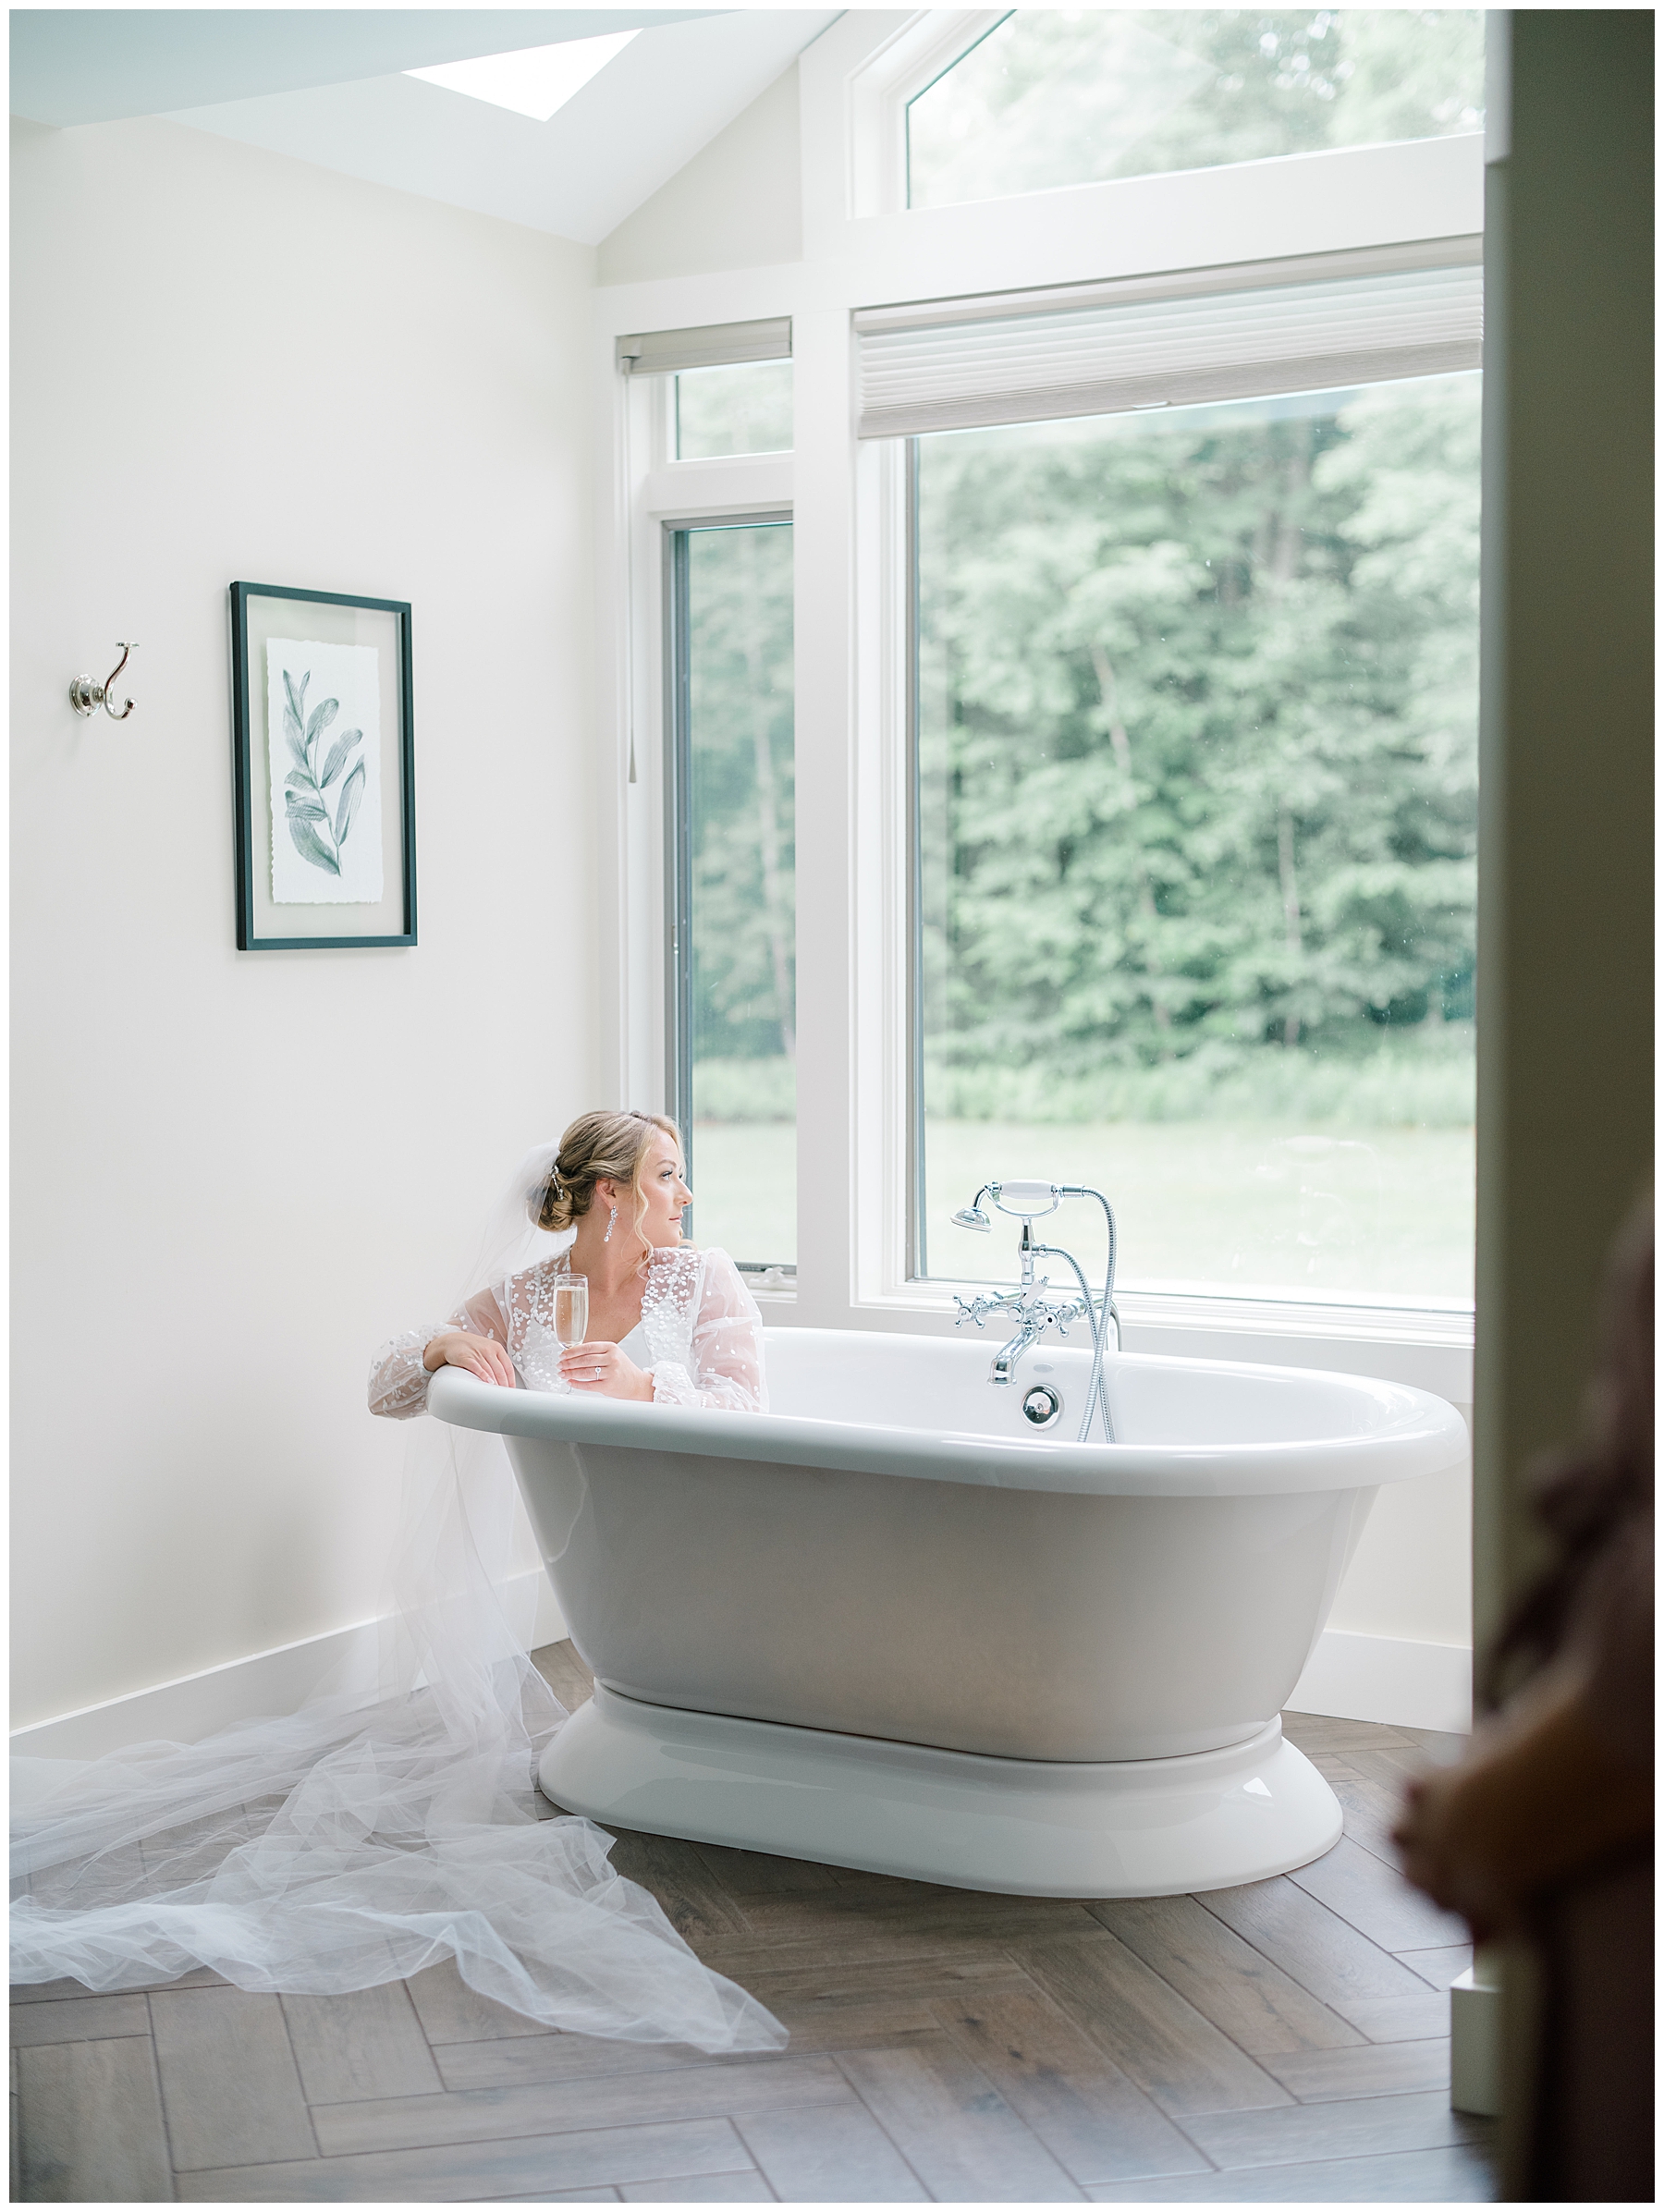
[230,581,417,949]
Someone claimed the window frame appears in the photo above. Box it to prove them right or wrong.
[662,506,797,1279]
[899,360,1482,1308]
[604,362,797,1300]
[845,7,1007,217]
[593,8,1485,1408]
[861,7,1487,225]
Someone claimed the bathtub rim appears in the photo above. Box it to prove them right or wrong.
[427,1334,1467,1497]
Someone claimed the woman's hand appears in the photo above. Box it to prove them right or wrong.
[422,1329,516,1387]
[1393,1762,1514,1943]
[1392,1666,1655,1943]
[560,1340,655,1401]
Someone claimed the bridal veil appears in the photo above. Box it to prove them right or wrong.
[10,1142,785,2053]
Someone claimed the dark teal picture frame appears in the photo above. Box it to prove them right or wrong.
[230,580,417,950]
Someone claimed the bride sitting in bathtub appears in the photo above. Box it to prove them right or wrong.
[369,1108,766,1416]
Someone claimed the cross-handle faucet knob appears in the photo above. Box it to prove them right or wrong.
[953,1288,1028,1328]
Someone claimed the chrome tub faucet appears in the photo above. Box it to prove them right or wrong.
[951,1181,1120,1443]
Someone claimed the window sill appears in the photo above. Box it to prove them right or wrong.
[847,1278,1469,1342]
[1114,1284,1474,1349]
[781,1279,1475,1405]
[644,454,793,519]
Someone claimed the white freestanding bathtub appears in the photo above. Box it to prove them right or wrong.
[428,1328,1465,1897]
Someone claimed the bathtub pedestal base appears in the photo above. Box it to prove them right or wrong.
[541,1685,1342,1898]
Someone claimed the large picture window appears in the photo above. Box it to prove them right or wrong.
[912,370,1479,1302]
[667,517,797,1275]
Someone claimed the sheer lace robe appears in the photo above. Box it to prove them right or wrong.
[370,1245,766,1417]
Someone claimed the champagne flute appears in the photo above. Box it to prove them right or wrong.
[554,1274,589,1385]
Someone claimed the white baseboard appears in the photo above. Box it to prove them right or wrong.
[15,1605,1465,1765]
[11,1576,569,1764]
[1288,1629,1473,1734]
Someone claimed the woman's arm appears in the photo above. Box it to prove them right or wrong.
[368,1289,514,1418]
[648,1250,767,1412]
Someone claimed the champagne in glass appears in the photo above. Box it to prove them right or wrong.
[554,1275,589,1360]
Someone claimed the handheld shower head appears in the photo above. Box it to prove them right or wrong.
[951,1185,994,1231]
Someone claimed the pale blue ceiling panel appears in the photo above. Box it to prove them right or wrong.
[11,9,724,126]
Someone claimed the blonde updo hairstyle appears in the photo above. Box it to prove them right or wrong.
[536,1109,682,1266]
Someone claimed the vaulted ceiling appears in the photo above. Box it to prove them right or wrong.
[11,8,840,243]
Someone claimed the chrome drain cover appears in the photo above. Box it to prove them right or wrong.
[1021,1384,1063,1429]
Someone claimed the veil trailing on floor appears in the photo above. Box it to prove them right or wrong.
[10,1143,785,2053]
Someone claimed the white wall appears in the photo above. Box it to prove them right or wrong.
[596,67,801,287]
[11,116,602,1729]
[1325,1452,1471,1648]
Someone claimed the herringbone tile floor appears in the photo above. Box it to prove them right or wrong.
[10,1644,1496,2202]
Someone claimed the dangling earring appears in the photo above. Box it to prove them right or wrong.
[604,1204,617,1244]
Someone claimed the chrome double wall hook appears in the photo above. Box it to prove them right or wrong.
[69,642,138,720]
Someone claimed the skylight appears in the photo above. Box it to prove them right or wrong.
[406,30,639,122]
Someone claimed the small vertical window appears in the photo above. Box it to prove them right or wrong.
[668,518,796,1274]
[675,361,794,458]
[906,9,1485,212]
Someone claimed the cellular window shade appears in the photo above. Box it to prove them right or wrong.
[855,247,1482,439]
[617,318,791,376]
